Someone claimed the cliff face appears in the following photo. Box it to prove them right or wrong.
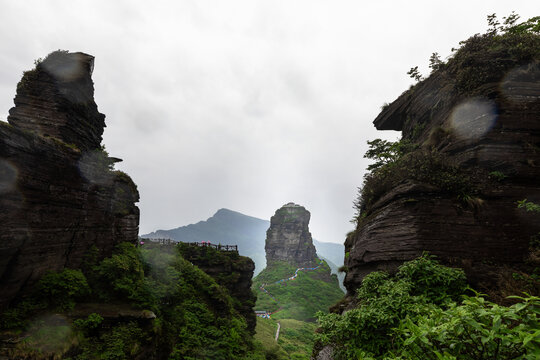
[345,39,540,297]
[265,202,318,267]
[176,243,257,334]
[0,51,139,309]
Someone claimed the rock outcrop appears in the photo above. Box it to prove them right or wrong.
[0,51,139,309]
[176,243,257,334]
[344,37,540,298]
[265,202,317,267]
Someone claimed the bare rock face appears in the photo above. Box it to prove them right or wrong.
[0,51,139,309]
[8,51,105,152]
[344,50,540,297]
[265,203,317,267]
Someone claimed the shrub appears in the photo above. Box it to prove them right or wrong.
[37,268,90,310]
[316,254,540,359]
[396,253,467,304]
[99,322,144,360]
[518,199,540,213]
[73,313,104,336]
[394,294,540,359]
[446,14,540,95]
[363,138,416,172]
[0,268,89,329]
[94,242,152,306]
[355,148,473,219]
[316,254,467,359]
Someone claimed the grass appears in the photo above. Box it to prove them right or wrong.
[253,260,343,321]
[253,260,343,358]
[254,317,317,360]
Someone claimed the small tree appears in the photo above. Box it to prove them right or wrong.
[363,138,414,171]
[407,66,423,81]
[428,52,443,72]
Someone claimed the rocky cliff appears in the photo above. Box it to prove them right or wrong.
[0,51,139,309]
[344,32,540,299]
[176,242,257,333]
[265,202,318,267]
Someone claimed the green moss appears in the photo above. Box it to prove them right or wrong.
[44,136,80,152]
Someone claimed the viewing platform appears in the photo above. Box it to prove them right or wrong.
[141,238,238,252]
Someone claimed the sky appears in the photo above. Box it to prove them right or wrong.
[0,1,537,244]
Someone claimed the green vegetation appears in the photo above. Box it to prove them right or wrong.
[17,50,70,93]
[405,14,540,95]
[363,138,416,172]
[253,260,343,321]
[354,139,474,223]
[518,199,540,213]
[1,243,266,359]
[489,170,507,181]
[7,319,78,359]
[252,260,342,358]
[0,268,91,330]
[255,318,317,360]
[315,254,540,359]
[448,13,540,95]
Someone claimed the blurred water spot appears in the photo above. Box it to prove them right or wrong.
[78,150,114,185]
[449,99,498,140]
[0,158,18,194]
[22,313,73,354]
[500,62,540,103]
[42,53,87,82]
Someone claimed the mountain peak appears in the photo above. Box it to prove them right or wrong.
[265,203,317,267]
[213,208,239,216]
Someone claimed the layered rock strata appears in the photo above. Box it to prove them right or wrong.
[265,202,318,267]
[344,57,540,296]
[0,51,139,309]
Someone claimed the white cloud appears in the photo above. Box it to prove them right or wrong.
[0,1,537,243]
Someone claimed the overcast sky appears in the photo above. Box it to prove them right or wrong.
[0,1,537,244]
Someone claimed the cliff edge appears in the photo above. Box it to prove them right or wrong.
[0,51,139,309]
[344,27,540,300]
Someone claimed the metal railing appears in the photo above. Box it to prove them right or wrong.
[141,238,238,252]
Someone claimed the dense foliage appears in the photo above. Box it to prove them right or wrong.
[446,14,540,95]
[315,254,540,359]
[1,243,265,359]
[1,268,91,329]
[253,260,343,321]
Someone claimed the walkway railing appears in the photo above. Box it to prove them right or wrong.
[140,238,238,252]
[186,242,238,252]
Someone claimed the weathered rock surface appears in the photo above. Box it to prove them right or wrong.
[265,202,318,267]
[0,51,139,309]
[9,52,105,152]
[344,56,540,297]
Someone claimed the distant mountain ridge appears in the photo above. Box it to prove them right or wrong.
[142,208,345,287]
